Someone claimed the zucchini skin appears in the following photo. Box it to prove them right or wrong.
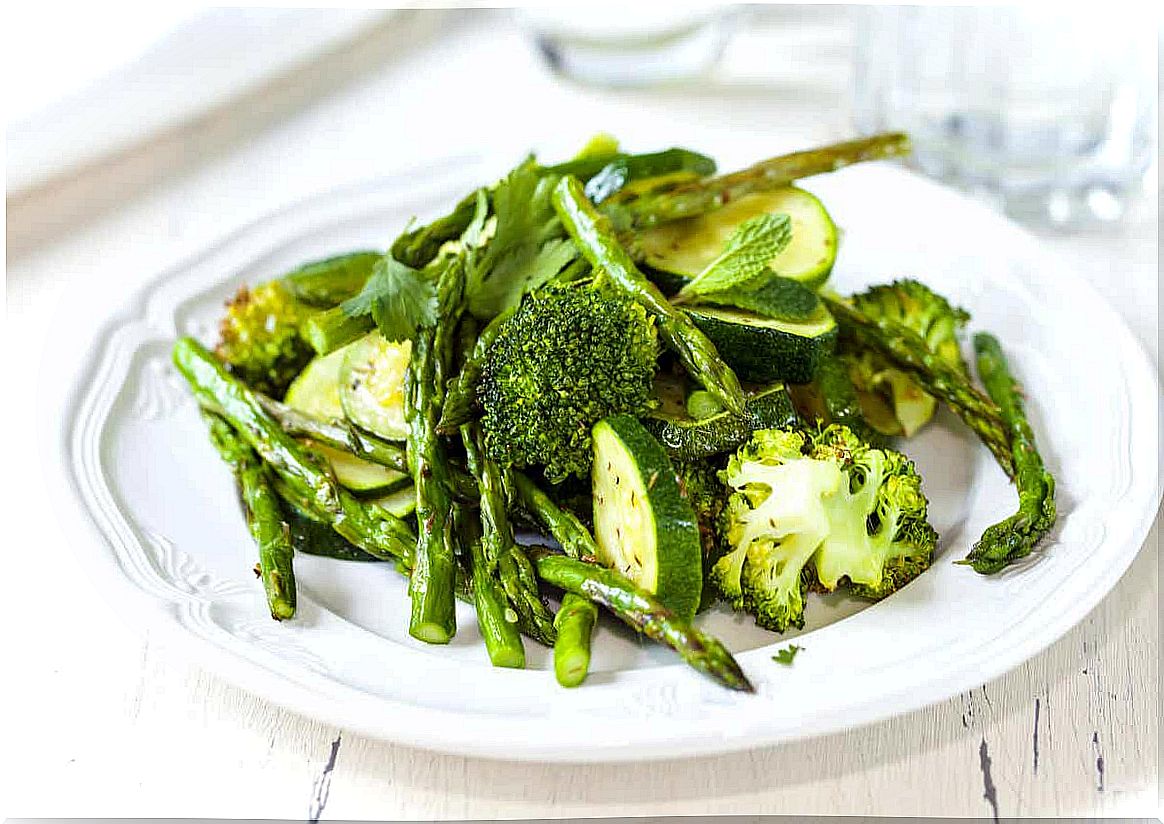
[685,307,838,384]
[791,357,890,448]
[592,415,704,622]
[643,384,798,461]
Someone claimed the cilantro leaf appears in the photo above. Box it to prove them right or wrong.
[675,213,792,301]
[341,254,437,342]
[466,158,579,319]
[772,644,803,665]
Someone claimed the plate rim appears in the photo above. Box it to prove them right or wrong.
[51,155,1162,762]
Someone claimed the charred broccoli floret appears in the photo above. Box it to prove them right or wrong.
[216,281,316,396]
[840,279,969,437]
[478,283,658,483]
[711,425,937,631]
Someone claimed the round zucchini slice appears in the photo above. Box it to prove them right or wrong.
[365,485,417,518]
[283,343,352,420]
[637,186,838,291]
[308,443,409,494]
[339,333,412,441]
[591,414,703,621]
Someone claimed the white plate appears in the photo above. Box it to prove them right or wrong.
[55,156,1160,762]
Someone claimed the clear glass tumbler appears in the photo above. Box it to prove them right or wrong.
[517,4,738,88]
[852,7,1156,226]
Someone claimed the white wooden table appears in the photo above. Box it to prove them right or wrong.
[5,8,1158,819]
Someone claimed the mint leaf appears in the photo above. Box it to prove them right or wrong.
[676,213,791,300]
[772,644,803,665]
[703,275,821,322]
[341,254,437,342]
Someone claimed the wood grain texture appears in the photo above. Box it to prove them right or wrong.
[5,6,1157,819]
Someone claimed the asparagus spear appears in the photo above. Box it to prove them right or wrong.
[553,594,597,687]
[438,304,515,433]
[462,423,557,646]
[512,471,601,685]
[459,508,526,668]
[391,190,481,270]
[822,295,1015,477]
[279,492,384,562]
[254,393,408,472]
[511,472,598,561]
[608,133,912,230]
[961,333,1057,573]
[272,455,550,641]
[527,547,753,692]
[405,257,466,644]
[553,175,746,415]
[173,337,415,561]
[301,308,374,357]
[203,410,297,619]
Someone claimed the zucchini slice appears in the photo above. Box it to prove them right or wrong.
[591,415,703,621]
[311,443,410,494]
[283,343,352,420]
[643,382,799,461]
[637,187,838,291]
[365,485,417,518]
[685,303,838,384]
[340,333,412,441]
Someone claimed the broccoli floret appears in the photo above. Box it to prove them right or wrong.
[841,279,969,437]
[711,425,937,631]
[478,284,658,483]
[216,281,316,396]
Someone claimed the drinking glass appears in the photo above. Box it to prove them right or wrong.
[852,7,1156,226]
[517,4,739,88]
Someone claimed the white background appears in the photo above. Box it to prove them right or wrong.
[4,5,1159,819]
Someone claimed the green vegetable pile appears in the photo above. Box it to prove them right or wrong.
[175,131,1055,693]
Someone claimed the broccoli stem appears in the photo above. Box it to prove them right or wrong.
[609,133,911,230]
[822,295,1015,477]
[553,175,747,416]
[173,338,416,562]
[553,594,598,687]
[405,258,466,644]
[527,547,754,692]
[203,410,297,620]
[961,333,1057,574]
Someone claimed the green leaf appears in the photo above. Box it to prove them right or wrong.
[772,644,803,665]
[676,213,792,300]
[702,275,821,322]
[341,254,437,342]
[466,158,579,319]
[462,188,490,249]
